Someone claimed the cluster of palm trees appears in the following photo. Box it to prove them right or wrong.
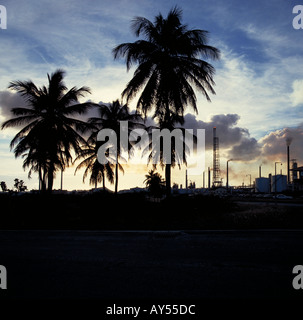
[1,7,220,195]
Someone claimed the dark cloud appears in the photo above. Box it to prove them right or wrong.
[228,137,261,161]
[0,90,26,120]
[182,113,261,161]
[183,113,249,148]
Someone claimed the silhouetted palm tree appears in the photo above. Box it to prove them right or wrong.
[144,111,194,196]
[74,132,114,191]
[89,100,143,194]
[144,169,165,197]
[113,6,219,194]
[1,69,94,192]
[0,181,7,192]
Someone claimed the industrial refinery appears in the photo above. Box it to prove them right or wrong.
[177,127,303,197]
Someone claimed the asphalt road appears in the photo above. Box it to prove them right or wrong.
[0,230,303,300]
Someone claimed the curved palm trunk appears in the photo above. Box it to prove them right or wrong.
[165,163,171,197]
[115,163,118,194]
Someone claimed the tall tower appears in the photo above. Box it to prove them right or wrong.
[213,127,222,187]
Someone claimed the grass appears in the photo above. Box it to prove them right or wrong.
[0,192,303,230]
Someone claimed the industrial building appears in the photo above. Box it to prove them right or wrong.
[290,162,303,191]
[183,125,303,196]
[271,175,288,193]
[254,144,302,194]
[255,177,270,193]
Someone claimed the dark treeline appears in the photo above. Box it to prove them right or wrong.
[1,192,303,230]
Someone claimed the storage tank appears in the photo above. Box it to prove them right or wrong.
[255,177,270,193]
[293,162,298,181]
[271,175,287,193]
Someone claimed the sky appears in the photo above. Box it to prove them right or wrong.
[0,0,303,191]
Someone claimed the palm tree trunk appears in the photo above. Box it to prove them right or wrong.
[115,163,118,194]
[47,164,54,193]
[102,171,105,191]
[164,99,171,197]
[38,166,42,192]
[60,169,63,190]
[41,167,47,192]
[165,163,171,197]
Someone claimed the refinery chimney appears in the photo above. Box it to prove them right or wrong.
[286,137,292,184]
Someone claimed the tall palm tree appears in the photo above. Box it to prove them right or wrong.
[113,6,220,118]
[89,99,143,194]
[74,131,114,191]
[144,111,194,196]
[1,69,94,192]
[113,6,220,194]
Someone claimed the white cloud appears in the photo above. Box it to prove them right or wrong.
[196,49,293,136]
[290,79,303,107]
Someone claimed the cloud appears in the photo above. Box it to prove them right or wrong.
[183,113,261,161]
[228,137,261,161]
[183,113,243,148]
[259,125,303,162]
[290,79,303,107]
[207,49,297,136]
[0,90,26,121]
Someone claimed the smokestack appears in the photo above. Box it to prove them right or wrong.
[286,135,292,185]
[259,165,262,178]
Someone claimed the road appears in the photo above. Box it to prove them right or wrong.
[0,230,303,300]
[236,200,303,207]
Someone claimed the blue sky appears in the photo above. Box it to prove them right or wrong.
[0,0,303,190]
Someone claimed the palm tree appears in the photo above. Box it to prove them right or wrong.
[74,131,114,191]
[0,181,7,192]
[113,6,220,194]
[1,69,94,192]
[89,99,143,194]
[144,111,194,196]
[113,6,220,118]
[144,169,165,197]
